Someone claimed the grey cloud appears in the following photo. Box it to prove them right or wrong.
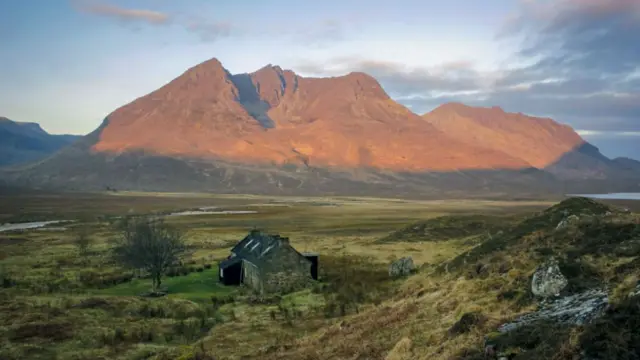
[294,0,640,136]
[295,57,487,96]
[509,0,640,78]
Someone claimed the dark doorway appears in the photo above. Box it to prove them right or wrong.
[220,261,242,285]
[303,253,319,280]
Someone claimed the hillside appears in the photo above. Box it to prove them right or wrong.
[1,58,639,196]
[422,104,639,181]
[0,117,79,167]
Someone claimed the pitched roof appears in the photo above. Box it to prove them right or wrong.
[229,230,289,265]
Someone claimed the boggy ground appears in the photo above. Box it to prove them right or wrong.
[0,191,638,359]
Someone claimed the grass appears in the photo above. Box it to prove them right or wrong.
[377,214,516,243]
[94,268,234,302]
[1,191,640,359]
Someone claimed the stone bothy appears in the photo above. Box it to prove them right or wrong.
[218,230,318,293]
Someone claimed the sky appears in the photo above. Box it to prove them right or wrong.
[1,0,639,159]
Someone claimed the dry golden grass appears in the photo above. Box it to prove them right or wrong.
[3,192,639,359]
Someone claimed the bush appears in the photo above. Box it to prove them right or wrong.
[448,312,487,336]
[580,296,640,359]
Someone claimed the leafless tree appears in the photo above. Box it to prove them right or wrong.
[73,226,92,257]
[112,216,187,292]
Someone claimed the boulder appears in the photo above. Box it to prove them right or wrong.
[389,257,415,277]
[498,288,608,333]
[531,257,568,298]
[555,214,579,230]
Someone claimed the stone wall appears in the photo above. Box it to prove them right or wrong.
[261,244,312,293]
[242,260,263,293]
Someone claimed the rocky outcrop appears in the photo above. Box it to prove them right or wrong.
[531,257,568,298]
[498,289,609,333]
[389,257,415,277]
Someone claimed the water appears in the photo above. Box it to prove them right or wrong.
[0,208,258,233]
[568,193,640,200]
[167,210,258,217]
[0,220,66,233]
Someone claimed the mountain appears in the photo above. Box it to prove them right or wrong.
[421,104,640,181]
[612,157,640,172]
[2,58,639,197]
[0,117,80,167]
[93,59,527,171]
[422,103,584,169]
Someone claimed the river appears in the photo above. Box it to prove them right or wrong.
[568,193,640,200]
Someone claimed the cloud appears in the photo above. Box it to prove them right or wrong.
[73,0,169,25]
[72,1,234,42]
[577,130,640,137]
[183,17,233,42]
[295,57,491,97]
[294,0,640,136]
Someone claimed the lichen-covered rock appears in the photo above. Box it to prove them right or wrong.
[498,288,608,333]
[389,257,415,277]
[555,219,568,230]
[555,214,579,230]
[531,257,568,298]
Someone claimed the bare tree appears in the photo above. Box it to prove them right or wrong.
[73,226,92,257]
[112,216,187,293]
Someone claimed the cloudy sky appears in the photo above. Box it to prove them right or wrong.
[1,0,639,159]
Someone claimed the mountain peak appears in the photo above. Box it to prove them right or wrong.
[181,57,230,80]
[344,71,379,83]
[256,64,285,74]
[431,102,506,115]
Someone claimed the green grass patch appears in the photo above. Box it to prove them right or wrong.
[94,268,235,302]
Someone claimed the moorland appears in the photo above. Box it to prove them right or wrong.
[1,191,639,360]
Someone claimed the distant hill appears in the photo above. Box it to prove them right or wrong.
[1,58,639,197]
[0,117,80,167]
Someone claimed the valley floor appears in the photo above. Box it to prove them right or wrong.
[0,191,638,359]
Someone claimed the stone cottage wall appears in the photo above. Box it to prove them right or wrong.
[261,244,312,293]
[242,260,263,293]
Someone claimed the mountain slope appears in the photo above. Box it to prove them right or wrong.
[422,103,585,169]
[0,117,80,167]
[92,58,529,171]
[421,103,638,181]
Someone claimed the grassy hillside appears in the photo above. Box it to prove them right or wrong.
[0,192,638,359]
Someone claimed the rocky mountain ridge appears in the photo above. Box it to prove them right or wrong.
[2,57,640,196]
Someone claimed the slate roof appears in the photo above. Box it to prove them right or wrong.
[220,230,289,269]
